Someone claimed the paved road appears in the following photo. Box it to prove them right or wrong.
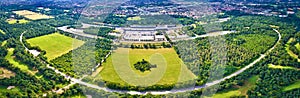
[57,26,103,39]
[20,29,281,95]
[172,31,236,42]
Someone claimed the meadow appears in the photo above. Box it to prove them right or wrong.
[268,64,299,70]
[213,76,259,98]
[296,43,300,50]
[13,10,54,20]
[283,80,300,91]
[97,48,196,86]
[27,33,84,60]
[6,19,29,24]
[5,48,37,75]
[127,16,143,21]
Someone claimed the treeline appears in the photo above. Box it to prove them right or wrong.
[129,42,172,49]
[83,26,116,39]
[182,24,206,36]
[170,15,196,25]
[83,75,197,92]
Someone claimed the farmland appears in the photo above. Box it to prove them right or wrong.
[13,10,54,20]
[6,19,29,24]
[27,33,84,60]
[97,48,196,86]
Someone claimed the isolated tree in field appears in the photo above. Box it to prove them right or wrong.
[134,59,154,72]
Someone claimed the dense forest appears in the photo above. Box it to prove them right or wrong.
[51,38,112,77]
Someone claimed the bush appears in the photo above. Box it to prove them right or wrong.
[134,59,155,72]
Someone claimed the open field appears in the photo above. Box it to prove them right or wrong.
[296,43,300,50]
[97,48,196,86]
[213,76,259,98]
[127,16,143,21]
[0,67,15,79]
[268,64,299,70]
[283,80,300,91]
[5,48,37,75]
[286,38,300,62]
[13,10,54,20]
[0,29,5,34]
[27,33,84,60]
[6,19,29,24]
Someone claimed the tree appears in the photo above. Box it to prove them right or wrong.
[134,59,153,72]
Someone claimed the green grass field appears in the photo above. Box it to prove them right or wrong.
[1,41,7,46]
[283,80,300,91]
[213,76,259,98]
[5,48,37,75]
[71,95,87,98]
[97,48,196,86]
[6,19,29,24]
[127,16,143,21]
[27,33,84,60]
[296,43,300,51]
[268,64,299,70]
[0,29,5,34]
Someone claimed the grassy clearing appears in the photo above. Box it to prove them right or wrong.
[27,33,84,61]
[0,67,15,79]
[97,48,196,86]
[1,40,7,46]
[283,80,300,91]
[0,29,5,34]
[6,19,29,24]
[296,43,300,51]
[286,38,300,62]
[268,64,299,70]
[71,95,87,98]
[127,16,143,21]
[13,10,54,20]
[213,76,259,98]
[0,85,20,94]
[5,48,37,75]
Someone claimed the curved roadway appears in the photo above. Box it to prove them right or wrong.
[21,29,281,95]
